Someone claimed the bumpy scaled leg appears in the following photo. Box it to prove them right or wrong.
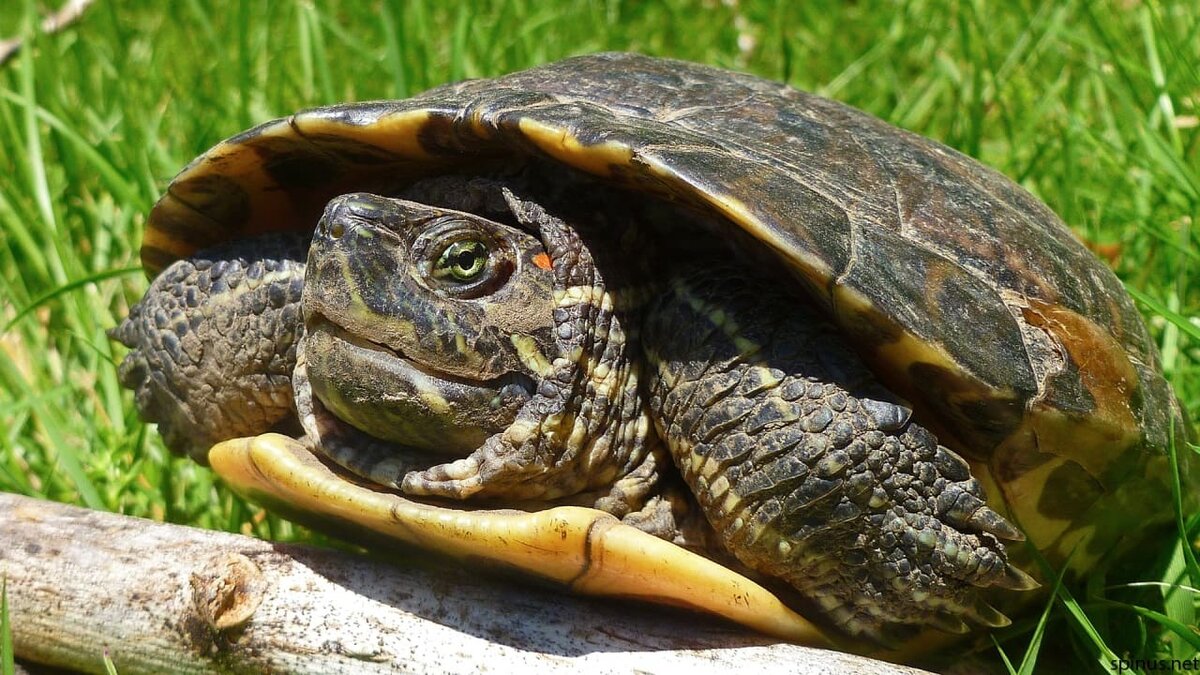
[643,270,1037,642]
[110,233,308,462]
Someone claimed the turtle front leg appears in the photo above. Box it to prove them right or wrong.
[397,277,656,503]
[110,233,309,462]
[642,270,1038,642]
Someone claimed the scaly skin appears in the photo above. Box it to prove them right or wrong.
[642,270,1035,641]
[110,233,308,462]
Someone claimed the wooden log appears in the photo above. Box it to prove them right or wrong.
[0,492,930,674]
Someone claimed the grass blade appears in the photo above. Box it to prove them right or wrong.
[1128,287,1200,342]
[3,266,141,333]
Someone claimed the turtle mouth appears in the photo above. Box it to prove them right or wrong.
[308,314,536,393]
[302,314,536,452]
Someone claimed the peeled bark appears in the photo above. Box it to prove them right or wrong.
[0,492,930,674]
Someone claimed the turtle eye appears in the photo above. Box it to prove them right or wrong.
[416,220,515,299]
[434,240,489,282]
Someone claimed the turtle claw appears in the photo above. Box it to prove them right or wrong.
[937,487,1024,541]
[966,506,1025,541]
[966,600,1012,628]
[401,457,484,498]
[927,613,971,634]
[994,563,1041,591]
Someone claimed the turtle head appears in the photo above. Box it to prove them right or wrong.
[302,192,558,456]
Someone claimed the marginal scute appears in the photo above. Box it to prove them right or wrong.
[1022,299,1140,458]
[147,106,488,277]
[165,173,252,235]
[146,120,327,274]
[293,108,436,161]
[844,225,1036,403]
[141,194,227,273]
[516,118,634,178]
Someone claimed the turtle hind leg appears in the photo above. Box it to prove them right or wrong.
[642,268,1036,641]
[109,232,309,462]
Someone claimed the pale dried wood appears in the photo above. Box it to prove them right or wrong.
[0,492,931,674]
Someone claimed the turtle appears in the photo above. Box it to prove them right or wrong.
[110,52,1194,648]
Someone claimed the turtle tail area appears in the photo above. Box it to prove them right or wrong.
[109,233,309,463]
[642,268,1038,643]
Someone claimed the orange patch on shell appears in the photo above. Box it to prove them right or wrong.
[983,298,1145,571]
[1021,299,1140,472]
[533,252,552,270]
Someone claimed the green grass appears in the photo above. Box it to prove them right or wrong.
[0,1,1196,672]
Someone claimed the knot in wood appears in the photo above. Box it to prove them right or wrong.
[189,552,265,631]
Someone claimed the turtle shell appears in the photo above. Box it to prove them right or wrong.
[145,52,1193,575]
